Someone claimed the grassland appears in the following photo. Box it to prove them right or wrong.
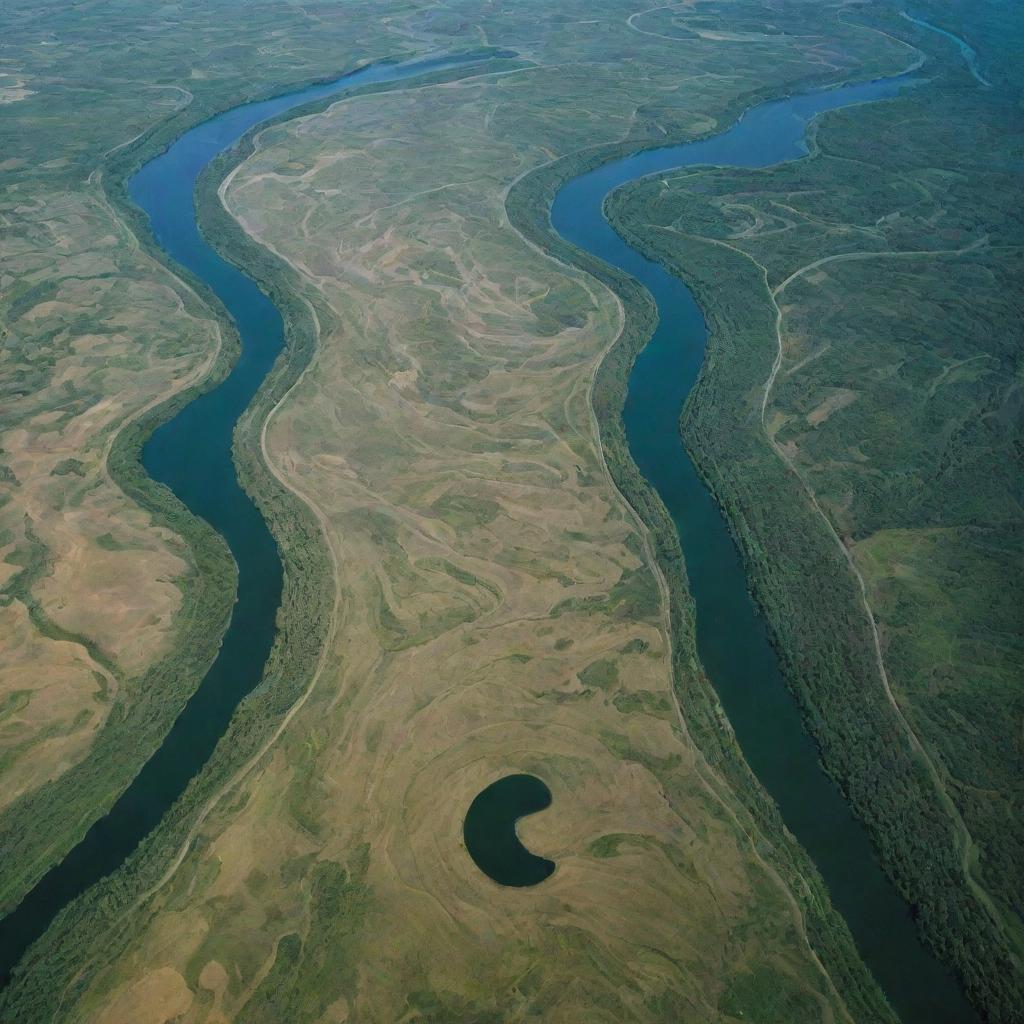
[606,3,1023,1018]
[0,1,927,1021]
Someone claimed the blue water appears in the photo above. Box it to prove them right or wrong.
[551,73,976,1023]
[0,51,495,988]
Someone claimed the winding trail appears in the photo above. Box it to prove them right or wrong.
[762,236,990,421]
[626,4,691,43]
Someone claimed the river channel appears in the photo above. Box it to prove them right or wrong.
[0,52,494,987]
[551,69,975,1024]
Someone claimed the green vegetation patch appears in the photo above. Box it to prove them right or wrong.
[578,658,618,690]
[239,854,372,1023]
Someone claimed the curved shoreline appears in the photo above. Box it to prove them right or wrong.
[463,774,555,887]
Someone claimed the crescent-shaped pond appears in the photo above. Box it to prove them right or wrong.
[463,774,555,887]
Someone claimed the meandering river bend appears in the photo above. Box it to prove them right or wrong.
[551,71,975,1024]
[0,44,974,1024]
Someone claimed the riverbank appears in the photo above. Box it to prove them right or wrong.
[506,141,901,1024]
[514,52,984,1024]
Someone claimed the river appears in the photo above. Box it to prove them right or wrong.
[0,51,494,987]
[550,69,975,1024]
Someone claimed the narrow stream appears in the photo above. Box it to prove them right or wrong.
[550,71,975,1024]
[0,51,494,987]
[901,11,990,87]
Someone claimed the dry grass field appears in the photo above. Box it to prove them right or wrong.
[0,186,220,811]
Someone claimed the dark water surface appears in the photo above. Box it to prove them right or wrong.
[0,52,494,986]
[463,775,555,886]
[550,73,976,1024]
